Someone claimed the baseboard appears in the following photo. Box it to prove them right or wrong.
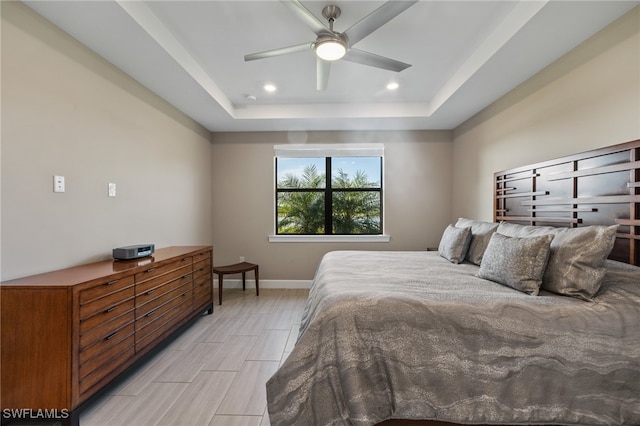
[217,279,311,289]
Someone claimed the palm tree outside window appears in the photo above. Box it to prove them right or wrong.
[274,144,383,236]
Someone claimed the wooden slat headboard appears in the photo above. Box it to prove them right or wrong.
[494,139,640,265]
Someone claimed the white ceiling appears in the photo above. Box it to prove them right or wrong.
[23,1,639,132]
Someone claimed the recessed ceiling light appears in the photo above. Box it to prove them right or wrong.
[246,95,257,101]
[264,83,277,93]
[386,82,399,90]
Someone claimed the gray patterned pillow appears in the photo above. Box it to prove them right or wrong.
[496,222,556,238]
[455,218,499,265]
[438,225,472,264]
[542,225,618,300]
[497,223,618,299]
[478,232,553,295]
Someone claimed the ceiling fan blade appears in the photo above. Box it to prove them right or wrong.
[317,57,331,91]
[342,48,411,72]
[244,42,311,61]
[280,0,330,36]
[343,0,418,46]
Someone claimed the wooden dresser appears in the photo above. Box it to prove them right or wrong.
[0,246,213,426]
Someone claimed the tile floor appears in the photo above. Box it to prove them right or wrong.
[9,288,308,426]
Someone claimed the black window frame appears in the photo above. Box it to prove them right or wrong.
[275,156,383,236]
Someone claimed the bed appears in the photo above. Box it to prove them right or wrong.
[266,140,640,426]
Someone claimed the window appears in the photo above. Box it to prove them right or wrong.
[273,144,385,239]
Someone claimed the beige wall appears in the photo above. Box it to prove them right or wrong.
[3,1,638,283]
[1,2,213,280]
[452,6,640,222]
[211,131,453,280]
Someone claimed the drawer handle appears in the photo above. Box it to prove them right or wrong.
[145,268,156,273]
[106,306,117,313]
[105,331,118,340]
[145,289,154,295]
[105,280,118,286]
[146,309,156,317]
[182,274,190,279]
[181,291,189,297]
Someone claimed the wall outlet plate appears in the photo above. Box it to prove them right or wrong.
[53,175,65,193]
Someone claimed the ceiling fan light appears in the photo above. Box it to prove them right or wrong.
[315,39,346,61]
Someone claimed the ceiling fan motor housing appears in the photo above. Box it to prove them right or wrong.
[322,5,342,22]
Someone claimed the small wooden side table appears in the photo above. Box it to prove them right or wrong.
[212,261,259,305]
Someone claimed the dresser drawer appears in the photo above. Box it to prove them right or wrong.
[80,298,135,333]
[193,259,211,279]
[79,321,135,366]
[135,257,192,284]
[136,264,192,295]
[80,310,135,350]
[136,272,192,306]
[136,284,192,331]
[192,250,211,264]
[79,343,135,396]
[79,333,135,381]
[193,284,212,310]
[79,275,134,305]
[135,292,193,350]
[193,274,211,295]
[79,286,135,320]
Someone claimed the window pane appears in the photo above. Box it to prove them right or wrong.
[277,192,325,234]
[331,157,381,188]
[274,154,383,236]
[277,158,326,189]
[332,191,381,234]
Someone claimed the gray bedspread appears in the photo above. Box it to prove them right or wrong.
[266,251,640,426]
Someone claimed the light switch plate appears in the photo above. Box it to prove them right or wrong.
[108,183,116,197]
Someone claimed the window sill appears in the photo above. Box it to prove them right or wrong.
[268,234,391,243]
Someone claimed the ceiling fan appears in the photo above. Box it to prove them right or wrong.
[244,0,418,91]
